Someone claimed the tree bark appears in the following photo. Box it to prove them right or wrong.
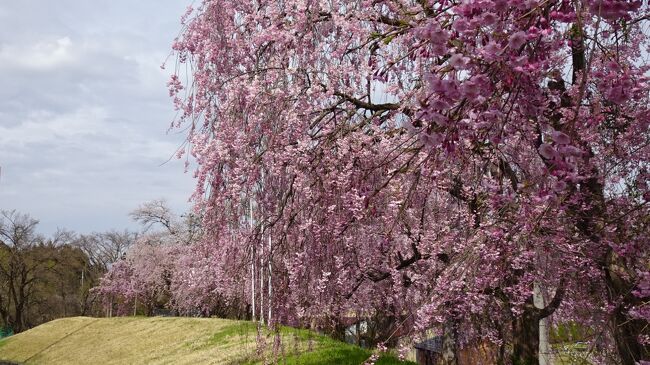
[564,14,649,362]
[512,302,540,365]
[511,280,565,365]
[605,251,650,364]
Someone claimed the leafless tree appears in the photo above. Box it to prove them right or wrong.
[130,199,178,235]
[130,199,202,245]
[0,210,42,332]
[73,230,136,271]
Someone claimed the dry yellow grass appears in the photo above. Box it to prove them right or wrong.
[0,316,413,365]
[0,316,264,365]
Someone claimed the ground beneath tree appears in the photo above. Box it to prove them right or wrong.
[0,316,412,365]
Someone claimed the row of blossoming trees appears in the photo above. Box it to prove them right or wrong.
[94,200,244,318]
[98,0,649,364]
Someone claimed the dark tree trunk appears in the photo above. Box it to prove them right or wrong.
[511,304,539,365]
[511,281,565,365]
[13,308,25,333]
[495,321,507,365]
[605,252,650,364]
[611,307,649,365]
[564,12,648,364]
[331,319,347,343]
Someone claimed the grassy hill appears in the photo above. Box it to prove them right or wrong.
[0,317,414,365]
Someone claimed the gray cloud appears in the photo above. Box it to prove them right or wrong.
[0,1,196,235]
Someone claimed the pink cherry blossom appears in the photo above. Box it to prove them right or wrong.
[508,31,528,49]
[163,1,650,363]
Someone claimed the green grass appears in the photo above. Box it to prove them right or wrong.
[552,343,592,365]
[0,316,414,365]
[207,321,259,344]
[207,320,412,365]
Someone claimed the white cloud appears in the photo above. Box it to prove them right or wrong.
[0,1,195,236]
[0,107,107,145]
[0,37,77,71]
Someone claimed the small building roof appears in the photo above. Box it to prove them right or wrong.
[414,336,443,353]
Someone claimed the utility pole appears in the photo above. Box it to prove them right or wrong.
[267,232,272,324]
[259,230,264,325]
[534,283,551,365]
[250,199,256,322]
[80,267,85,314]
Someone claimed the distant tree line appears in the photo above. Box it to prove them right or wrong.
[0,209,136,333]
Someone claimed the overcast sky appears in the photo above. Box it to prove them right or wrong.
[0,1,197,236]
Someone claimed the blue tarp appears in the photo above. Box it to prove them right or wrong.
[0,327,13,338]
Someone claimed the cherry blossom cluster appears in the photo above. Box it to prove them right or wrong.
[167,0,650,362]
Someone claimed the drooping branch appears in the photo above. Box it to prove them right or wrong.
[334,92,401,112]
[366,241,429,283]
[537,278,567,320]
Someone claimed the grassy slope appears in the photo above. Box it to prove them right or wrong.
[0,317,414,365]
